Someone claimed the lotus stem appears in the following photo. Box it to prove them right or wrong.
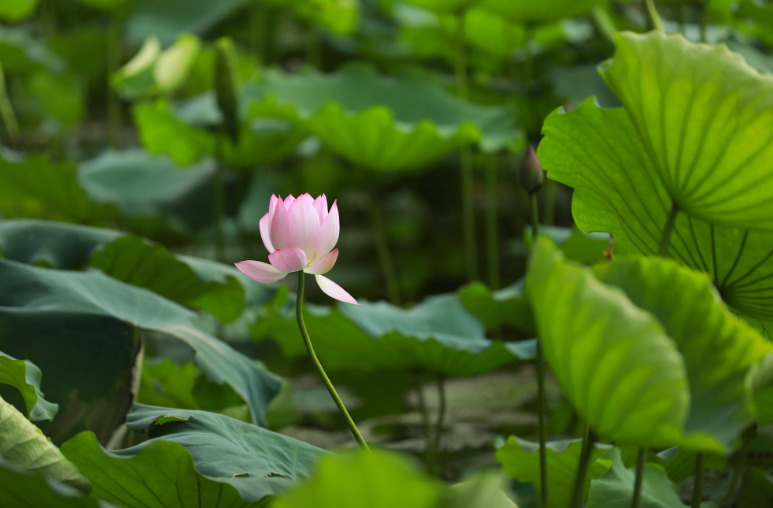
[570,425,596,508]
[692,453,704,507]
[485,157,500,289]
[368,201,401,305]
[658,203,678,257]
[632,448,648,508]
[296,272,369,450]
[0,63,19,143]
[414,374,434,471]
[107,10,123,148]
[724,426,755,505]
[214,133,226,263]
[430,375,447,473]
[645,0,664,31]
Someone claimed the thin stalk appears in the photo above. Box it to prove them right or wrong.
[658,204,679,257]
[529,192,540,239]
[723,431,752,505]
[592,6,617,42]
[455,13,478,282]
[214,134,226,262]
[107,10,124,148]
[368,201,401,305]
[700,6,708,43]
[414,375,434,470]
[0,63,19,143]
[569,425,596,508]
[485,157,500,289]
[543,181,556,226]
[692,453,704,508]
[296,272,369,450]
[431,375,447,473]
[251,4,270,64]
[645,0,664,31]
[632,448,648,508]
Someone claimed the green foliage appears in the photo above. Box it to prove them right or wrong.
[0,458,100,508]
[0,352,58,421]
[253,291,534,375]
[62,432,271,507]
[0,0,38,22]
[482,0,609,23]
[0,395,87,489]
[496,437,611,508]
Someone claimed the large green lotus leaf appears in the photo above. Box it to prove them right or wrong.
[274,449,440,508]
[127,0,251,45]
[134,98,304,168]
[0,395,87,489]
[0,219,248,322]
[586,449,687,508]
[62,432,270,507]
[125,404,323,501]
[0,458,101,508]
[444,472,517,508]
[595,257,773,451]
[0,151,117,224]
[457,280,536,335]
[249,64,520,170]
[481,0,608,23]
[0,351,58,421]
[495,437,611,508]
[0,260,281,428]
[527,238,689,448]
[252,290,533,376]
[599,31,773,230]
[538,100,773,334]
[78,150,215,226]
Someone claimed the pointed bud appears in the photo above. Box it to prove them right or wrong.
[214,37,240,145]
[519,145,543,194]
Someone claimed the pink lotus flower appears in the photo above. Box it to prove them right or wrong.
[235,194,358,305]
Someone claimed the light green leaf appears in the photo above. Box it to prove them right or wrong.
[0,395,87,489]
[495,437,611,508]
[401,0,476,14]
[111,37,161,99]
[538,99,773,335]
[274,449,440,508]
[0,0,38,22]
[252,291,532,376]
[62,432,270,507]
[0,458,100,508]
[292,0,360,34]
[587,449,687,508]
[527,238,689,448]
[445,472,518,508]
[481,0,608,23]
[154,34,201,93]
[599,31,773,230]
[457,280,536,336]
[0,352,58,421]
[126,404,324,501]
[250,63,521,170]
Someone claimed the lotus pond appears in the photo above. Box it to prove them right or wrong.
[1,0,773,506]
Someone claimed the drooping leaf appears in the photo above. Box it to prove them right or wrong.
[495,436,611,508]
[538,99,773,334]
[0,352,58,421]
[274,449,440,508]
[252,290,533,376]
[0,260,281,432]
[62,432,271,507]
[527,238,689,448]
[595,257,773,451]
[0,395,87,489]
[586,449,687,508]
[0,458,100,508]
[125,404,324,501]
[598,31,773,230]
[249,63,521,170]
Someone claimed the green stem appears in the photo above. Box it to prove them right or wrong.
[724,426,755,505]
[570,425,596,508]
[700,5,708,42]
[251,4,270,64]
[368,202,401,305]
[455,13,478,282]
[645,0,664,31]
[414,375,434,471]
[692,453,704,508]
[107,10,124,148]
[431,375,447,473]
[214,134,226,263]
[529,192,540,239]
[0,63,19,143]
[632,448,648,508]
[658,203,679,257]
[296,272,369,450]
[592,6,616,42]
[485,157,500,289]
[536,339,548,507]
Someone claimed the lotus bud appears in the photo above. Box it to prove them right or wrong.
[519,145,543,194]
[214,37,240,145]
